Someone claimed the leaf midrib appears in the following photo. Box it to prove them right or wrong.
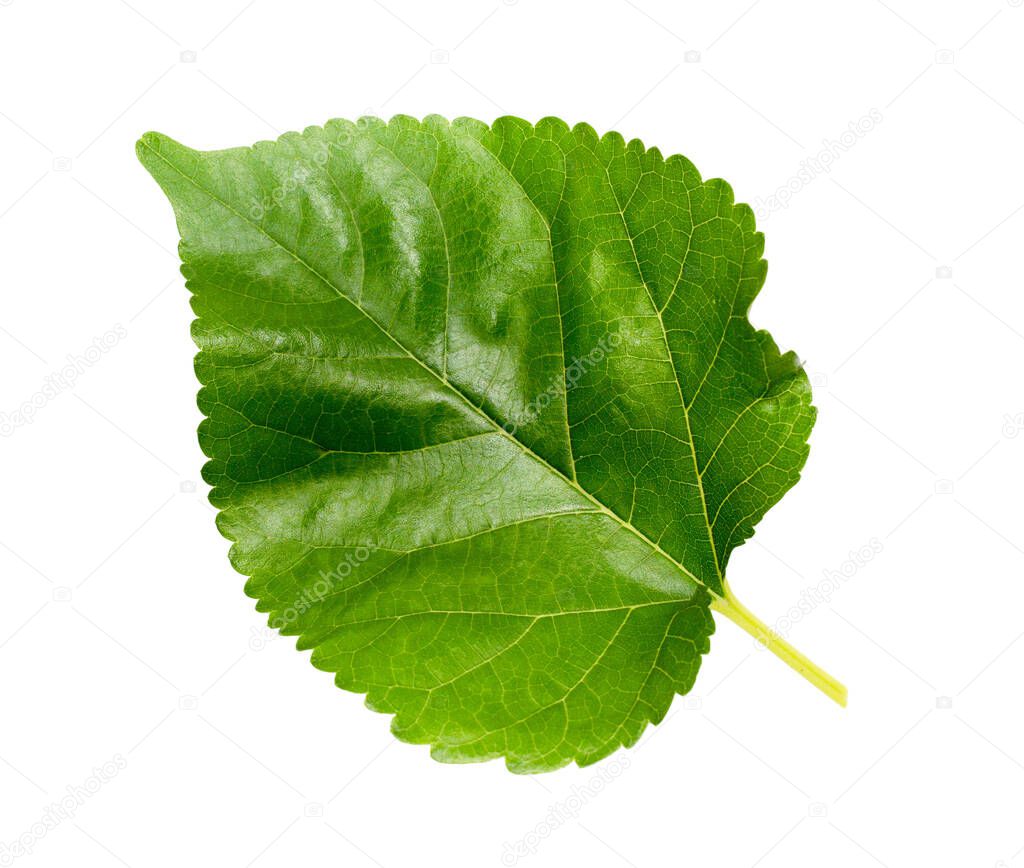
[140,135,717,603]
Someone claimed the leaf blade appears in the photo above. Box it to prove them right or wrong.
[139,115,826,772]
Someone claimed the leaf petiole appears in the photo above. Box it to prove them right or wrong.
[711,585,848,707]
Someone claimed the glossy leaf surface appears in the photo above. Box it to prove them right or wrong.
[139,115,833,773]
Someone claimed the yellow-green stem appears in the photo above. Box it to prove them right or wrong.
[711,585,848,707]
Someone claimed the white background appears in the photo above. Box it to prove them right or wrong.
[2,1,1023,865]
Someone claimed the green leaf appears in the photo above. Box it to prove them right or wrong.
[138,115,844,773]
